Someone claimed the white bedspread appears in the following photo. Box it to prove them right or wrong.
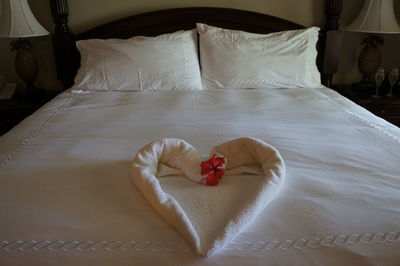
[0,87,399,265]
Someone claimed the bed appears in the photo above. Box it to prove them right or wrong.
[1,0,400,265]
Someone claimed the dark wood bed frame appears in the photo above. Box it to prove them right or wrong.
[49,0,343,90]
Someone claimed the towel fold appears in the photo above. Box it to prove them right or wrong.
[132,137,285,256]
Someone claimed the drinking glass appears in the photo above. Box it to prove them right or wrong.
[373,68,385,98]
[386,68,398,97]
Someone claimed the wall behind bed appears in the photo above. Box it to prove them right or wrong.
[0,0,399,91]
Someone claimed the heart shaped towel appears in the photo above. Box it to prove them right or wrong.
[132,137,285,256]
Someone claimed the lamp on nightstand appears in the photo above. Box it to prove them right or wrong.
[0,0,49,92]
[346,0,400,86]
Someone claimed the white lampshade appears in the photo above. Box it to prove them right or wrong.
[347,0,400,34]
[0,0,49,38]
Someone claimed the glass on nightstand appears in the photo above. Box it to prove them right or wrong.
[386,68,398,97]
[373,68,385,98]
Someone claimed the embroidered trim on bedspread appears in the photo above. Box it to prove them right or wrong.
[319,91,400,144]
[2,231,399,253]
[0,96,75,169]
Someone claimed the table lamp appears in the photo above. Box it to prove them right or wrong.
[0,0,49,91]
[346,0,400,85]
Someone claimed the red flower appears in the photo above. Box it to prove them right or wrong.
[200,154,226,186]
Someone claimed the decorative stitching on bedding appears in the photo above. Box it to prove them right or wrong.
[85,72,182,84]
[203,33,294,44]
[322,94,400,144]
[2,231,398,252]
[136,37,184,42]
[203,71,306,88]
[0,96,75,169]
[182,36,189,80]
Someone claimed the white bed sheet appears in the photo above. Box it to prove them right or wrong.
[0,87,399,265]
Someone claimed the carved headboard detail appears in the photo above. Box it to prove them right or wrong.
[49,0,342,90]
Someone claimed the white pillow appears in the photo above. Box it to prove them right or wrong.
[196,23,322,89]
[74,30,202,91]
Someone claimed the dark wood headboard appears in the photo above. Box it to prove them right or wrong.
[49,0,343,90]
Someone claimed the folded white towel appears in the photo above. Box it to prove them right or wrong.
[132,137,285,256]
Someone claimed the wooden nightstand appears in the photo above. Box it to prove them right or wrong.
[0,89,56,136]
[333,84,400,126]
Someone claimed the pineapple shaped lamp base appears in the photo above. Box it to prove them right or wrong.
[357,34,384,84]
[11,38,39,92]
